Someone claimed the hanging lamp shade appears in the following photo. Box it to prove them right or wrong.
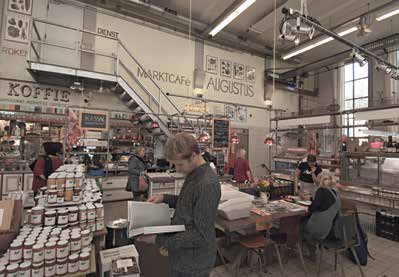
[264,137,274,146]
[231,133,240,144]
[198,132,209,143]
[150,121,159,129]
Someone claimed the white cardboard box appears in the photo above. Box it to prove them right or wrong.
[100,245,139,277]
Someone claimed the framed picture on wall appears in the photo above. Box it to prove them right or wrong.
[220,59,232,77]
[8,0,33,15]
[5,14,30,43]
[206,55,218,75]
[236,106,247,122]
[246,66,256,82]
[224,105,236,120]
[233,63,245,80]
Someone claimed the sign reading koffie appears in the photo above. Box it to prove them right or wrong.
[80,111,109,130]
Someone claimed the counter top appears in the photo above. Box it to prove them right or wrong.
[0,170,32,174]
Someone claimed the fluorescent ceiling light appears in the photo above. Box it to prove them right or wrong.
[282,26,358,60]
[376,8,399,21]
[209,0,256,37]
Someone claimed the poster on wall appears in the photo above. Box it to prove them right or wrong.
[8,0,33,15]
[233,63,245,80]
[206,55,218,74]
[246,66,256,82]
[237,106,247,122]
[220,59,232,77]
[5,14,30,43]
[224,105,236,120]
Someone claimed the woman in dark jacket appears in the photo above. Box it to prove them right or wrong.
[32,142,63,193]
[127,146,147,201]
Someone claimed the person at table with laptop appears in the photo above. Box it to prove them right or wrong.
[295,154,322,200]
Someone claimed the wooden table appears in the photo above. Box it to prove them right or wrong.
[216,201,308,245]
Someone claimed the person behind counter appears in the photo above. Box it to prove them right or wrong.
[233,148,253,183]
[127,146,148,201]
[302,173,341,256]
[87,154,105,177]
[145,133,221,277]
[32,142,63,193]
[295,154,322,199]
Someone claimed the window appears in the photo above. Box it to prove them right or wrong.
[343,62,369,138]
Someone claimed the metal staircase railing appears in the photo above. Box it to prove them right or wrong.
[28,18,192,136]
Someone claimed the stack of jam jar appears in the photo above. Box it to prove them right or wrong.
[0,226,93,277]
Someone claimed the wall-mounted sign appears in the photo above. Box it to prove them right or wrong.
[80,111,109,131]
[137,67,191,87]
[97,27,119,39]
[5,81,71,102]
[212,119,230,149]
[1,46,27,56]
[8,0,33,15]
[5,14,30,43]
[184,103,208,113]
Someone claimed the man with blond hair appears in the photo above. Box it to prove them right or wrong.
[145,133,221,277]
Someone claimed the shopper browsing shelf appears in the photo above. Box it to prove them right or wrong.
[32,142,63,193]
[127,146,148,201]
[295,154,322,200]
[145,133,221,277]
[233,148,253,183]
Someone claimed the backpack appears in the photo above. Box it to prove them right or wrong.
[348,214,369,266]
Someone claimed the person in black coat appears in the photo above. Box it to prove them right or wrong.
[127,146,148,201]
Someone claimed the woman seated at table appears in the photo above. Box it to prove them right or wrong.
[302,172,341,243]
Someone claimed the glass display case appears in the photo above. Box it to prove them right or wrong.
[341,152,399,189]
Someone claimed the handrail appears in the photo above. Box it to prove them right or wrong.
[29,18,192,130]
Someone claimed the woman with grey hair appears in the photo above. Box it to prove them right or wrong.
[127,146,148,201]
[303,171,341,242]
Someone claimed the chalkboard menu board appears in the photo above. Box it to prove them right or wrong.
[80,111,109,131]
[212,119,230,149]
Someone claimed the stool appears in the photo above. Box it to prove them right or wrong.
[235,234,284,277]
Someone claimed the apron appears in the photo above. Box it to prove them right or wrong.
[304,188,341,241]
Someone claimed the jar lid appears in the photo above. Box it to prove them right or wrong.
[57,258,67,263]
[10,241,23,248]
[79,252,90,259]
[57,240,68,246]
[57,208,68,214]
[33,243,44,250]
[79,205,87,210]
[32,262,44,268]
[0,265,5,272]
[66,173,75,178]
[68,254,79,260]
[6,264,19,271]
[45,260,55,266]
[48,189,58,193]
[20,261,32,269]
[68,207,78,212]
[32,206,44,211]
[71,233,81,239]
[94,203,103,208]
[81,230,90,236]
[45,211,57,216]
[45,242,57,248]
[24,240,36,247]
[75,172,83,177]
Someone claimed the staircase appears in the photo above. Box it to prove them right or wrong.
[27,18,192,137]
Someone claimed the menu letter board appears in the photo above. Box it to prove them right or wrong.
[80,111,109,131]
[212,119,230,149]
